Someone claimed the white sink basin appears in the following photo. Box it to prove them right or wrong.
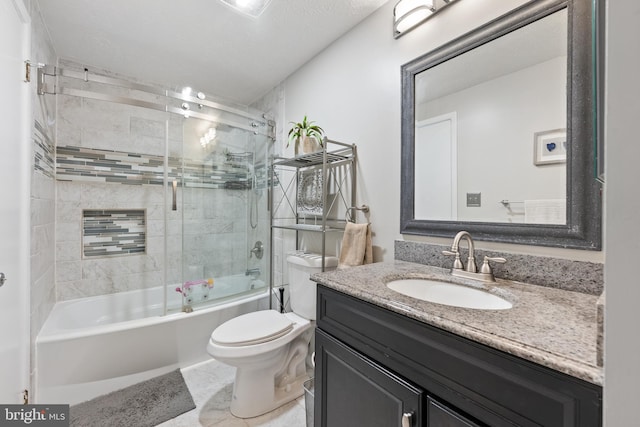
[386,279,512,310]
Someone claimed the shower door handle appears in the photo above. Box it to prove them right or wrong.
[0,272,6,287]
[172,180,177,211]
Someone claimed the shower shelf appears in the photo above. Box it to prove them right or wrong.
[270,138,358,281]
[271,224,346,232]
[272,146,353,169]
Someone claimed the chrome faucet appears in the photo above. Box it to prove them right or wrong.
[250,241,264,259]
[443,231,506,282]
[445,231,477,273]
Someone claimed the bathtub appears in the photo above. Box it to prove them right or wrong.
[35,275,270,405]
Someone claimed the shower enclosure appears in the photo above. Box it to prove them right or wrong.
[175,115,272,313]
[47,60,273,316]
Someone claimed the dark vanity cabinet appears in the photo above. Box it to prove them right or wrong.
[314,286,602,427]
[316,330,424,427]
[317,329,481,427]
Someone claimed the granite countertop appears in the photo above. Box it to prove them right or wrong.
[311,260,603,386]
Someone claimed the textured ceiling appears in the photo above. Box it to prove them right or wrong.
[35,0,389,105]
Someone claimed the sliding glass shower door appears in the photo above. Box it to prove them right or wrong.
[171,116,272,313]
[49,60,273,316]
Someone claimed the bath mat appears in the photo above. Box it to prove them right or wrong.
[70,369,196,427]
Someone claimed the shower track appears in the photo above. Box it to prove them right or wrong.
[36,65,274,137]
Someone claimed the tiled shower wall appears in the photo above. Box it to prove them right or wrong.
[55,60,260,301]
[56,181,169,300]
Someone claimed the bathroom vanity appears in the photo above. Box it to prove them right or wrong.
[312,261,602,427]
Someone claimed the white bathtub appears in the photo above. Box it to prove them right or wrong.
[35,275,270,405]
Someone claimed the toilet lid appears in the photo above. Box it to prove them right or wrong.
[211,310,294,346]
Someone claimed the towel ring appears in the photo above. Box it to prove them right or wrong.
[346,205,370,223]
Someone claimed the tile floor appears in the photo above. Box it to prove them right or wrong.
[158,359,309,427]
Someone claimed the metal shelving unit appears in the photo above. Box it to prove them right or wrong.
[269,138,357,278]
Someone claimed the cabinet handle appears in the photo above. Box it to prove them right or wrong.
[402,411,413,427]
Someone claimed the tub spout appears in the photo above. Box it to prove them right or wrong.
[245,267,261,277]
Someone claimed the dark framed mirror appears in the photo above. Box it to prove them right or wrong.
[400,0,601,250]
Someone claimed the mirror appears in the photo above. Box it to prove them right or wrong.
[400,0,601,249]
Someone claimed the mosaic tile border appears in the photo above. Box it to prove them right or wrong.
[83,209,146,258]
[56,145,254,189]
[34,120,55,178]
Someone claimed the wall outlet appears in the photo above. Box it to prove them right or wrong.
[467,193,481,207]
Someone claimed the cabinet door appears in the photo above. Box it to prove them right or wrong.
[315,329,423,427]
[427,397,482,427]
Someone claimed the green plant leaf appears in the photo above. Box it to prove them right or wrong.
[287,115,325,147]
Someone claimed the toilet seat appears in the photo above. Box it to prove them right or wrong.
[211,310,294,347]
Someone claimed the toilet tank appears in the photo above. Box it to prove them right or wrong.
[286,252,338,320]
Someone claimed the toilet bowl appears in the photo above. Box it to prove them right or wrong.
[206,252,337,418]
[207,310,312,418]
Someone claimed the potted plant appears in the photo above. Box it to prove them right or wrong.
[287,115,325,155]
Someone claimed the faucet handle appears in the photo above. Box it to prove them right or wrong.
[480,256,506,274]
[442,250,464,270]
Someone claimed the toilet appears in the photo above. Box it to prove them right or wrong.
[207,252,338,418]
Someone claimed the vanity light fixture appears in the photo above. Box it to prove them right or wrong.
[219,0,273,18]
[394,0,459,38]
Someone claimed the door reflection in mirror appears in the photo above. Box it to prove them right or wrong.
[415,113,457,220]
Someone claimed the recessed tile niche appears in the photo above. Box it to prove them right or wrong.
[82,209,146,258]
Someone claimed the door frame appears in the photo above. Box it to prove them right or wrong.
[415,112,458,219]
[1,0,32,403]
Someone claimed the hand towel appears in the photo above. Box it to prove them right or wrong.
[338,222,373,269]
[524,199,566,224]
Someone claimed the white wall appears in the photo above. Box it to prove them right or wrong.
[280,0,638,422]
[282,0,602,263]
[603,0,640,424]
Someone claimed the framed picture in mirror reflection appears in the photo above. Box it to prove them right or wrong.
[533,128,567,166]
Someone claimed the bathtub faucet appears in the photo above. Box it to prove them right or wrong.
[245,267,261,277]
